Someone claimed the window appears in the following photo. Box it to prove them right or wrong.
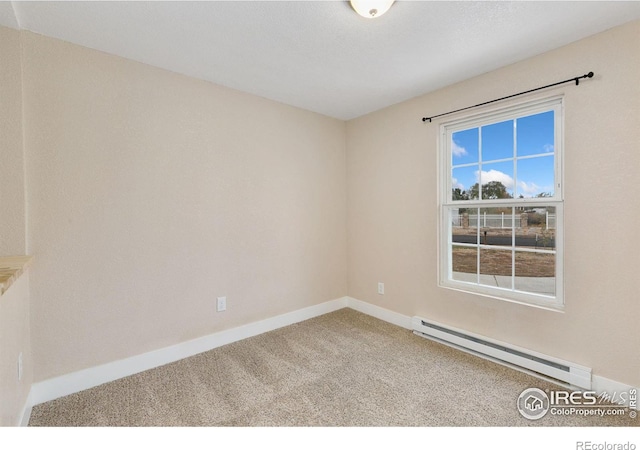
[439,97,563,310]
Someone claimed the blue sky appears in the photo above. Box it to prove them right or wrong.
[451,111,555,198]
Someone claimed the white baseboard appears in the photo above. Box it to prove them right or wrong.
[345,296,412,329]
[30,297,348,408]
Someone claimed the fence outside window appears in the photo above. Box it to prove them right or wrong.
[451,212,556,229]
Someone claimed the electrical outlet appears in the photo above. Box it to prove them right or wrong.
[378,282,384,295]
[18,352,23,381]
[217,296,227,312]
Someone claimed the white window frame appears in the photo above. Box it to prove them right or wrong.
[438,96,564,311]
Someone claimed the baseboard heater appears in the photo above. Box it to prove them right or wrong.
[412,317,592,390]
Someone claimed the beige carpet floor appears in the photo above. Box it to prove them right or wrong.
[29,308,638,426]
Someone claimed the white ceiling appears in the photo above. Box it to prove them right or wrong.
[3,1,640,120]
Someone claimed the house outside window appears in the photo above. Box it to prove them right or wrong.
[439,96,564,310]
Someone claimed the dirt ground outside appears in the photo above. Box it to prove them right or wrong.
[452,246,555,277]
[451,225,556,277]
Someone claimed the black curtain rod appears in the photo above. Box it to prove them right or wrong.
[421,71,594,123]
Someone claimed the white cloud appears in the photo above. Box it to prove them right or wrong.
[452,141,468,157]
[452,177,464,190]
[518,181,541,195]
[476,169,514,189]
[474,169,547,197]
[543,144,554,153]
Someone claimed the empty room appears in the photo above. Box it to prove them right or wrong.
[0,0,638,442]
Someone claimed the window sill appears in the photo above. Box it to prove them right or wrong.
[0,256,33,296]
[439,279,564,313]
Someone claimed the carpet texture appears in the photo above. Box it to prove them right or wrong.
[29,308,638,426]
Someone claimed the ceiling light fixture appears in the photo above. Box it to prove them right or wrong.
[350,0,395,19]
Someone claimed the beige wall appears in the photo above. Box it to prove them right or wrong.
[347,20,640,387]
[0,25,26,255]
[22,32,347,381]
